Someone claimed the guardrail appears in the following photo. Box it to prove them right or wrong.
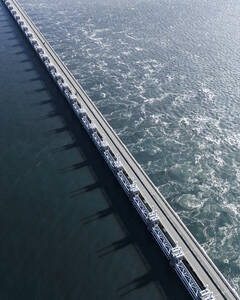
[4,1,237,299]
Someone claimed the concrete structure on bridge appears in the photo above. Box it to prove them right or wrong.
[2,0,239,299]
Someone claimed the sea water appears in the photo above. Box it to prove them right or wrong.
[0,2,191,299]
[2,0,240,296]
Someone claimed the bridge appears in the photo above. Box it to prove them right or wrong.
[2,0,239,299]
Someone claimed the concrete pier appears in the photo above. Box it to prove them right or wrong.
[2,0,239,299]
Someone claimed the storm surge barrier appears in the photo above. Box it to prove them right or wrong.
[2,1,239,299]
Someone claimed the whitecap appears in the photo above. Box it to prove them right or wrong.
[176,194,203,210]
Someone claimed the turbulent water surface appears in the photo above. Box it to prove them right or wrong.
[15,0,240,294]
[0,2,193,299]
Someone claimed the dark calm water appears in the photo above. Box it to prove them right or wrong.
[15,0,240,294]
[0,2,192,300]
[1,0,240,297]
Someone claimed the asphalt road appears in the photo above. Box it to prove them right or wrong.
[4,0,239,299]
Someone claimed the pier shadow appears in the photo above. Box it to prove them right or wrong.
[39,94,191,298]
[2,24,11,28]
[18,45,191,300]
[80,207,112,225]
[20,58,31,63]
[38,99,53,106]
[52,141,78,152]
[97,236,131,257]
[0,4,192,299]
[40,110,58,119]
[15,50,25,55]
[25,67,36,72]
[118,271,160,297]
[60,160,89,173]
[71,182,101,196]
[11,43,22,48]
[46,125,69,135]
[30,76,43,81]
[3,30,14,34]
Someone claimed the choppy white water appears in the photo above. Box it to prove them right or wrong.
[19,0,240,294]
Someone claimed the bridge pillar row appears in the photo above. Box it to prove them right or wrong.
[169,243,184,266]
[147,209,159,231]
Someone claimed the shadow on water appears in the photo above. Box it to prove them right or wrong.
[47,125,69,135]
[15,50,25,55]
[80,207,113,225]
[11,43,22,47]
[1,23,11,28]
[0,3,192,300]
[30,76,42,81]
[20,58,31,63]
[26,51,191,300]
[3,30,14,34]
[97,236,131,257]
[25,67,36,72]
[60,160,89,173]
[38,99,53,105]
[34,87,48,92]
[69,134,190,298]
[52,141,77,152]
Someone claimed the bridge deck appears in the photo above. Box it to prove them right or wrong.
[4,0,239,299]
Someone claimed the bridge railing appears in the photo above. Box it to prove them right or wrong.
[3,1,218,299]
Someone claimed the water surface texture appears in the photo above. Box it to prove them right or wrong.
[0,2,192,299]
[3,0,240,295]
[18,0,240,294]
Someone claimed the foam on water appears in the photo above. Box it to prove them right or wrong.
[19,0,240,294]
